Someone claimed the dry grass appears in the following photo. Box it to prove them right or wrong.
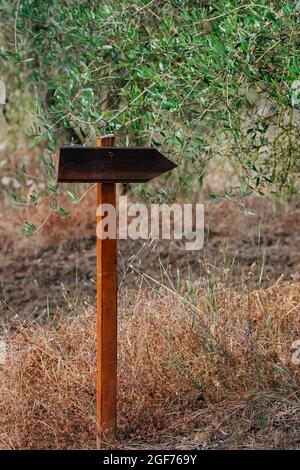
[0,279,299,449]
[0,189,96,249]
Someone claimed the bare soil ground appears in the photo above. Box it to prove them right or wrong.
[1,194,300,322]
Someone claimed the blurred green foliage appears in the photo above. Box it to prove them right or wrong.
[0,0,300,207]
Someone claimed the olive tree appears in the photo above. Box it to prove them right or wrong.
[1,0,299,230]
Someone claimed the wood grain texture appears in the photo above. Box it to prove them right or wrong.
[57,146,177,182]
[96,135,117,446]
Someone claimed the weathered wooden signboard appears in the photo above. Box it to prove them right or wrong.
[58,145,176,183]
[57,135,176,446]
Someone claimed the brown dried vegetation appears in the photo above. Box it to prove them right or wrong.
[0,280,299,449]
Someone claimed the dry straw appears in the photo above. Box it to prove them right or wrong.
[0,279,299,449]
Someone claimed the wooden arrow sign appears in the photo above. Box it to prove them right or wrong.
[57,146,176,183]
[57,136,176,448]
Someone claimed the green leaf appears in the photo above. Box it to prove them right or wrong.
[57,207,70,217]
[23,220,37,236]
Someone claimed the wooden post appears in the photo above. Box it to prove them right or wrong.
[96,134,117,447]
[57,137,176,444]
